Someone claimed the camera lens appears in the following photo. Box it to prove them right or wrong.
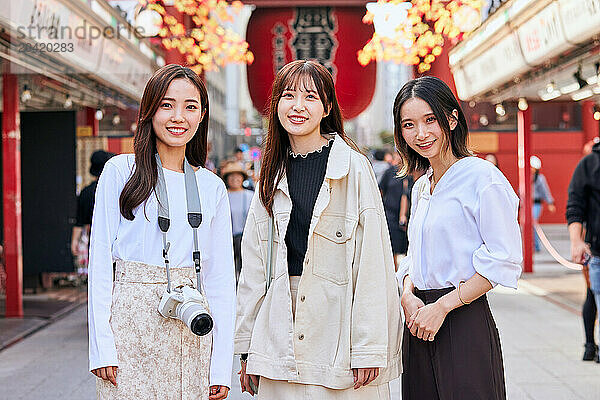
[191,313,213,336]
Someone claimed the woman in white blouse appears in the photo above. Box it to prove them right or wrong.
[394,76,522,399]
[88,64,235,400]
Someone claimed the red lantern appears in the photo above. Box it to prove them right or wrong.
[246,7,376,120]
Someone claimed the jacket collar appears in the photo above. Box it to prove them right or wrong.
[275,133,352,194]
[324,133,351,180]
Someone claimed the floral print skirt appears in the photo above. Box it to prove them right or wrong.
[97,260,212,400]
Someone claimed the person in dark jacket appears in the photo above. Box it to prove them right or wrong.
[71,150,115,273]
[566,140,600,363]
[379,152,413,270]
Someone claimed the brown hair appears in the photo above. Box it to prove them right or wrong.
[259,60,359,216]
[393,76,470,176]
[119,64,209,220]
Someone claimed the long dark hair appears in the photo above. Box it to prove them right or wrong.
[119,64,210,220]
[259,60,359,216]
[392,76,470,175]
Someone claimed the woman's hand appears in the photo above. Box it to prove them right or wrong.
[238,361,259,396]
[209,385,229,400]
[352,368,379,389]
[407,301,449,341]
[401,291,425,324]
[91,366,118,386]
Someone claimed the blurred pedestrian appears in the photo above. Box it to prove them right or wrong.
[567,138,600,363]
[222,162,254,283]
[394,76,522,400]
[71,150,115,276]
[236,60,401,399]
[234,146,244,162]
[530,155,556,252]
[371,149,389,183]
[88,64,235,400]
[379,152,413,269]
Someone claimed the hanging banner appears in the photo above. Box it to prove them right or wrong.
[246,7,376,120]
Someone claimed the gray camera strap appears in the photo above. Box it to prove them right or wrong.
[155,153,203,294]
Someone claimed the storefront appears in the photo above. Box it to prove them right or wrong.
[448,0,600,271]
[0,0,160,316]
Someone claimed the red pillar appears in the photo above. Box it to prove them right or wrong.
[582,101,599,144]
[85,107,99,136]
[518,106,533,273]
[2,73,24,317]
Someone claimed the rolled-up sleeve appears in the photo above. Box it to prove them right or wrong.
[472,183,523,288]
[205,183,236,388]
[88,161,122,371]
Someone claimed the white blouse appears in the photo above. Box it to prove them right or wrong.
[397,157,522,290]
[88,154,236,388]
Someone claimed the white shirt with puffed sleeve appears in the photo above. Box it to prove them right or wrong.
[396,156,523,291]
[88,154,236,388]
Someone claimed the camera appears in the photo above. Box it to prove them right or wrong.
[158,285,213,336]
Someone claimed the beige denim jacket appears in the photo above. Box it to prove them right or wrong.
[234,135,402,389]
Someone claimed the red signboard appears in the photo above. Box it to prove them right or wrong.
[246,7,376,119]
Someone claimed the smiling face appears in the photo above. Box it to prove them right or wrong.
[277,76,328,141]
[399,97,457,163]
[152,78,204,150]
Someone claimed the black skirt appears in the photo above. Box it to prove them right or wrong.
[402,287,506,400]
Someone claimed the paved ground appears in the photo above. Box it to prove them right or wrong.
[0,225,598,399]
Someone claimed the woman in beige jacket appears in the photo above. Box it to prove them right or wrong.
[235,60,402,399]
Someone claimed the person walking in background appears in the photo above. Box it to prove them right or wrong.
[567,139,600,363]
[88,64,235,400]
[222,162,254,283]
[235,60,401,399]
[379,152,413,270]
[371,149,389,183]
[394,76,522,400]
[71,150,115,276]
[530,155,556,252]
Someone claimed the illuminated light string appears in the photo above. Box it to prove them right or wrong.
[141,0,254,73]
[358,0,484,73]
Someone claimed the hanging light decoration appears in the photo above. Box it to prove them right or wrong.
[141,0,254,73]
[358,0,484,73]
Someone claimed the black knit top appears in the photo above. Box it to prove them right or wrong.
[285,139,333,276]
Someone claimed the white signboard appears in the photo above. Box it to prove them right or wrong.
[0,0,153,99]
[558,0,600,44]
[517,2,569,65]
[457,33,528,99]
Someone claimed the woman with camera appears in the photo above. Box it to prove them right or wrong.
[394,76,522,399]
[88,64,236,400]
[235,60,402,399]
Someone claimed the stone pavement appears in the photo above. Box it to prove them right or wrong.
[0,225,598,399]
[0,286,87,350]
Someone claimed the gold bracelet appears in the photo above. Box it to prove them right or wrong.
[457,280,471,305]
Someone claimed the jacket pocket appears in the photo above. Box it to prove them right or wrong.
[312,215,356,285]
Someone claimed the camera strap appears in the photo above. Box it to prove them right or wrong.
[155,153,203,294]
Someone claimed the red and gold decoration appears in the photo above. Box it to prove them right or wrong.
[141,0,254,73]
[358,0,483,73]
[246,7,376,119]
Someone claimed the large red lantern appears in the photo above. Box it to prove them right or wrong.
[246,7,376,119]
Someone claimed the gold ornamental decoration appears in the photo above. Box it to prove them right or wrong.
[141,0,254,73]
[358,0,483,73]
